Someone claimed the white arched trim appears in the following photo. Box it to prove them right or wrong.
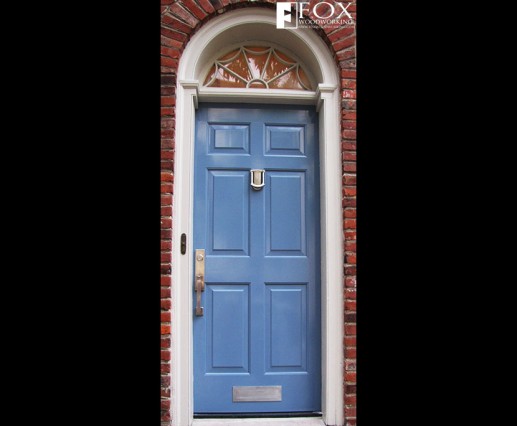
[172,8,344,426]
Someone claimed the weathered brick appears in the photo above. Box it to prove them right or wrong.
[182,0,209,20]
[328,26,355,43]
[162,14,193,34]
[161,206,173,216]
[161,27,188,42]
[333,35,356,52]
[169,3,199,27]
[197,0,216,14]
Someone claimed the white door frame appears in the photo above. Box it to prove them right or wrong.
[172,9,344,426]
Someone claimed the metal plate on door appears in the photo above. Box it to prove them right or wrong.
[232,386,282,402]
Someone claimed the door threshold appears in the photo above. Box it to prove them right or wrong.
[192,417,326,426]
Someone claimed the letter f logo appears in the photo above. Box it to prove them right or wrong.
[277,3,298,29]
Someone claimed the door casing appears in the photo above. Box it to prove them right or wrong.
[171,9,345,426]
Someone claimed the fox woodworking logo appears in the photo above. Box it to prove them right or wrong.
[276,1,355,30]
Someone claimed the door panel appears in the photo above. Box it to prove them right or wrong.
[194,104,320,413]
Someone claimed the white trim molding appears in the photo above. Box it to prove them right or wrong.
[172,9,344,426]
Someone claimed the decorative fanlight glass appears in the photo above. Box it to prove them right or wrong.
[203,46,312,90]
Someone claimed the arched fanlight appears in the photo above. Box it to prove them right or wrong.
[203,46,313,90]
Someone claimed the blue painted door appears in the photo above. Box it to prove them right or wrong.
[193,104,320,413]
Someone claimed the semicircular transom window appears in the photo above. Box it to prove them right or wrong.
[203,46,313,91]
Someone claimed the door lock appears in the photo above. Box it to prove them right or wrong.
[194,249,205,316]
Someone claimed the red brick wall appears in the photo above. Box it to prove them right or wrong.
[160,1,356,425]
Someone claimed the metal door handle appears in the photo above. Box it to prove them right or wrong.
[195,249,205,316]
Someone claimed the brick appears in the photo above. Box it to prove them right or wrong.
[341,69,356,79]
[161,0,175,4]
[345,405,357,417]
[161,389,170,398]
[197,0,216,14]
[161,399,171,410]
[333,35,356,52]
[161,324,171,335]
[345,361,357,372]
[161,118,174,129]
[344,336,356,347]
[346,253,357,264]
[161,364,170,374]
[345,277,356,288]
[343,162,356,172]
[345,324,356,335]
[209,0,224,10]
[161,27,188,42]
[161,96,176,106]
[342,129,356,139]
[161,410,171,421]
[328,27,355,43]
[161,337,171,347]
[161,35,183,49]
[342,141,356,150]
[345,265,356,275]
[162,14,193,34]
[342,79,356,89]
[161,160,173,171]
[161,376,171,387]
[345,288,357,300]
[344,208,356,217]
[343,151,356,161]
[343,198,356,208]
[344,219,356,229]
[161,56,179,68]
[161,299,172,310]
[342,120,356,130]
[161,240,172,251]
[162,139,175,149]
[342,111,356,120]
[161,183,173,194]
[161,276,171,286]
[161,172,174,183]
[345,300,357,311]
[161,287,171,299]
[160,253,170,263]
[161,263,172,274]
[161,129,174,139]
[161,311,171,322]
[343,174,356,184]
[345,347,356,359]
[161,206,173,216]
[346,384,357,394]
[340,58,356,69]
[161,350,171,361]
[345,241,356,252]
[169,3,199,27]
[342,99,356,110]
[342,89,356,99]
[344,313,356,322]
[182,0,209,20]
[161,151,174,161]
[161,195,172,206]
[160,83,176,93]
[344,231,356,242]
[161,46,181,59]
[161,107,174,117]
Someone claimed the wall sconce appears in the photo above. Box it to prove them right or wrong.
[250,169,265,190]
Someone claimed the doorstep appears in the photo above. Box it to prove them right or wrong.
[192,418,326,426]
